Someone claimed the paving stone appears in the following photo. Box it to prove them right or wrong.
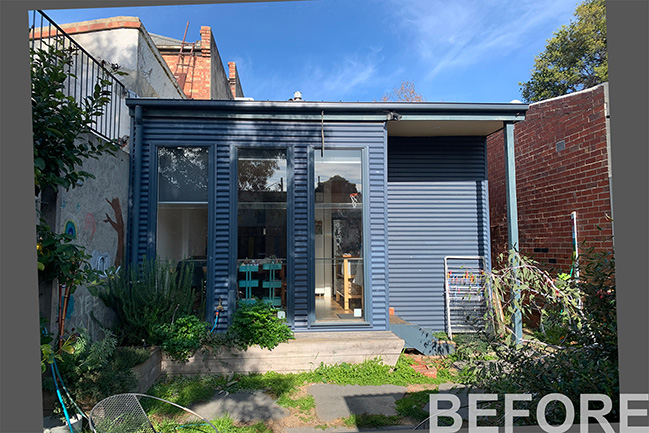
[307,384,408,422]
[189,390,290,422]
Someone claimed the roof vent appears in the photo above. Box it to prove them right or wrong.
[290,91,303,101]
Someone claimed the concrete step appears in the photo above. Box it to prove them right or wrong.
[389,317,455,356]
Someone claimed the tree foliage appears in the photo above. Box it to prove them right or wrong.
[520,0,607,103]
[32,44,119,363]
[31,45,120,195]
[380,80,426,102]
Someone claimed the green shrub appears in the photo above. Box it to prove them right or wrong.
[155,315,210,362]
[48,330,150,410]
[228,300,294,350]
[306,355,451,386]
[93,258,195,346]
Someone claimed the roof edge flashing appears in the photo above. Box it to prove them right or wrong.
[125,98,528,121]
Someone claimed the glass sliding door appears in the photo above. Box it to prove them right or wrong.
[237,148,287,310]
[156,146,209,315]
[314,149,365,323]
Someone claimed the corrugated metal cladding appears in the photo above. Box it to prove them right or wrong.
[387,137,490,331]
[131,115,388,331]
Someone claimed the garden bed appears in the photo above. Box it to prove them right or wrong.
[160,331,405,376]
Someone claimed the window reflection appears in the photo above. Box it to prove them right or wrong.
[237,149,287,309]
[314,149,364,322]
[156,146,209,317]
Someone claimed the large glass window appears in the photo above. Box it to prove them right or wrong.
[237,148,287,310]
[314,149,365,323]
[157,147,209,314]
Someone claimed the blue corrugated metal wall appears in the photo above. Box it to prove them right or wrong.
[387,137,490,331]
[131,115,388,331]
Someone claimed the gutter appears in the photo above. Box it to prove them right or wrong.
[125,98,528,122]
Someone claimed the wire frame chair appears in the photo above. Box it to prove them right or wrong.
[88,393,219,433]
[413,417,430,430]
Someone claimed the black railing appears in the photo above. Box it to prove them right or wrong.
[29,10,127,142]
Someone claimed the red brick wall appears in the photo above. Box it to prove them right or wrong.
[158,27,214,99]
[487,84,613,272]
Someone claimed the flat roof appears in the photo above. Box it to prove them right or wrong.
[127,98,528,136]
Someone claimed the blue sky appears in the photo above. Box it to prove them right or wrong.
[43,0,581,103]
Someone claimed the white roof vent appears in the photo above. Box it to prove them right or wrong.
[290,91,303,101]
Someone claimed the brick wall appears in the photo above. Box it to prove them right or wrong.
[158,26,234,100]
[158,27,213,99]
[229,61,244,98]
[487,84,613,273]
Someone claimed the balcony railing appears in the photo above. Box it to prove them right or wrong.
[29,10,127,142]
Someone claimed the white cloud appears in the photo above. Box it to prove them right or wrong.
[240,48,394,102]
[389,0,579,80]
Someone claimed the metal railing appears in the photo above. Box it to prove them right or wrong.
[29,10,127,142]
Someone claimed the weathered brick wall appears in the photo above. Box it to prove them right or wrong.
[158,26,234,100]
[229,61,244,98]
[487,84,613,273]
[158,28,212,100]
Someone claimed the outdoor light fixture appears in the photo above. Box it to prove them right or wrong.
[386,111,401,121]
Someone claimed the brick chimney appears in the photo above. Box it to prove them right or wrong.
[228,61,244,99]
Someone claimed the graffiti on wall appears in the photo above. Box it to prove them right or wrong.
[84,213,96,242]
[64,220,77,238]
[103,197,125,268]
[90,250,111,272]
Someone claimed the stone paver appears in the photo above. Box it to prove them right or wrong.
[190,390,290,422]
[307,384,408,422]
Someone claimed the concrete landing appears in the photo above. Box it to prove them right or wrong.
[190,390,290,422]
[308,384,408,421]
[162,331,405,375]
[389,316,455,356]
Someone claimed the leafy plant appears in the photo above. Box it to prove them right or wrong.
[32,43,119,364]
[93,258,196,346]
[31,45,119,195]
[484,250,583,345]
[40,317,76,373]
[228,300,294,350]
[474,248,618,426]
[49,329,150,410]
[307,355,451,386]
[155,315,211,362]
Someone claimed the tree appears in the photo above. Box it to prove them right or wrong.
[33,44,119,366]
[380,80,426,102]
[520,0,607,103]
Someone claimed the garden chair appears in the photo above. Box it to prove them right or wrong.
[413,417,429,430]
[88,393,218,433]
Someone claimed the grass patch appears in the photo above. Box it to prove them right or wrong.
[146,354,455,414]
[145,375,224,415]
[395,390,437,421]
[276,393,315,412]
[305,356,451,386]
[150,414,271,433]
